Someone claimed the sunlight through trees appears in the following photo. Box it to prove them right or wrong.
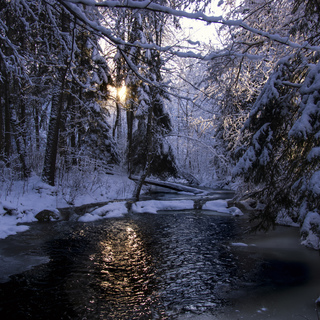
[0,0,319,248]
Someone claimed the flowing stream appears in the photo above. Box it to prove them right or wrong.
[0,190,319,320]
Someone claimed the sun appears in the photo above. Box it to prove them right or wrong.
[108,85,127,103]
[117,85,127,103]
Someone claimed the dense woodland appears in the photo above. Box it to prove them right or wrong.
[1,0,320,248]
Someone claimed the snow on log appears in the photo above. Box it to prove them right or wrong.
[129,176,206,194]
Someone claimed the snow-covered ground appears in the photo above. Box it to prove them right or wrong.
[0,172,241,239]
[0,172,136,239]
[2,171,320,250]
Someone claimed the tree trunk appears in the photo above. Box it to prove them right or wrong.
[42,10,71,185]
[0,97,3,159]
[0,58,4,159]
[1,4,12,164]
[4,71,11,164]
[133,107,153,200]
[10,112,30,178]
[113,101,121,139]
[34,106,40,151]
[42,76,66,186]
[126,107,134,175]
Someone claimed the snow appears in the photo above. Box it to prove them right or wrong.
[309,171,320,195]
[228,207,244,216]
[276,210,299,227]
[203,200,230,213]
[132,199,242,216]
[231,242,256,247]
[203,200,243,216]
[289,61,320,139]
[0,173,136,239]
[307,147,320,161]
[2,170,318,250]
[1,170,319,253]
[232,146,256,176]
[0,215,30,239]
[301,230,320,250]
[64,0,306,63]
[0,172,241,239]
[301,211,320,250]
[79,202,128,222]
[132,200,194,214]
[231,242,248,247]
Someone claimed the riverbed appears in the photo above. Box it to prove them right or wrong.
[0,193,319,319]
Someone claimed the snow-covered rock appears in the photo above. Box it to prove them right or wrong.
[203,200,243,216]
[131,200,194,214]
[228,207,244,216]
[35,209,61,222]
[202,200,230,213]
[78,202,128,222]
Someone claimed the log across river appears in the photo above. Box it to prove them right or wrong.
[0,189,319,320]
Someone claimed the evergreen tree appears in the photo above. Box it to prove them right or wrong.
[131,49,177,179]
[233,55,302,227]
[119,8,178,181]
[0,0,118,185]
[229,0,320,248]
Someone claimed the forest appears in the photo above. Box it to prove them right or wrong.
[0,0,320,249]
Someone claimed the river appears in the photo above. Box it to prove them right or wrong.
[0,191,319,319]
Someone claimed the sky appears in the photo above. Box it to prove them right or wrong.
[181,18,221,44]
[180,0,226,46]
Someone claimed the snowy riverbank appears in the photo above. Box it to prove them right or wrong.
[0,172,136,239]
[1,172,319,251]
[0,172,240,240]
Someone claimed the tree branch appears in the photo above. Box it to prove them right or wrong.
[56,0,264,60]
[64,0,320,52]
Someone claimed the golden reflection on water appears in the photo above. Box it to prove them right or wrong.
[63,220,164,319]
[97,222,156,301]
[64,220,163,319]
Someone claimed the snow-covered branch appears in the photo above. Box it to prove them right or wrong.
[64,0,320,52]
[56,0,264,61]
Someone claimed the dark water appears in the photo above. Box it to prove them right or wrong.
[0,209,319,319]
